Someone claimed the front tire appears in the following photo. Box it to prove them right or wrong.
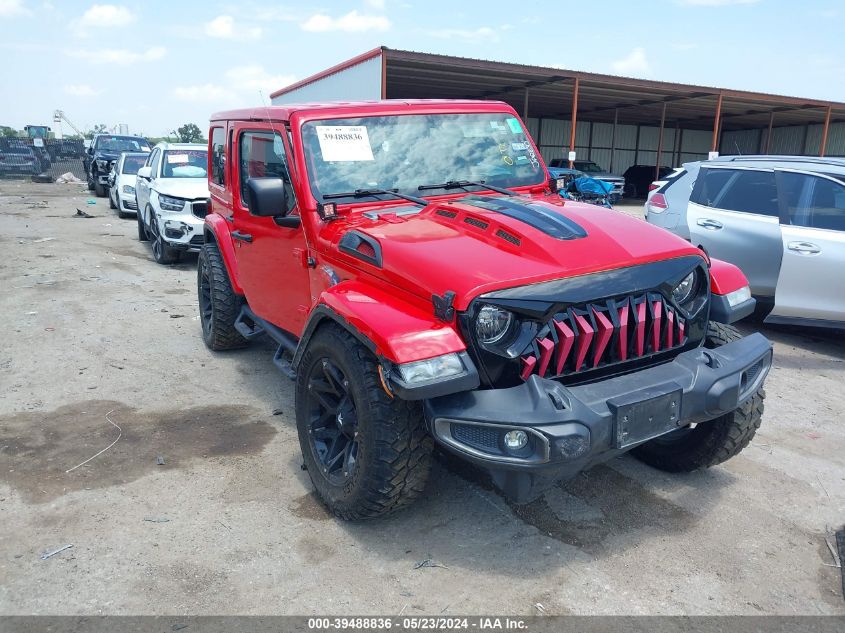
[147,209,179,264]
[109,189,117,209]
[296,326,433,520]
[197,242,247,351]
[94,181,106,197]
[631,322,765,472]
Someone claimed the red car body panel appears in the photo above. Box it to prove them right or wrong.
[203,213,244,296]
[206,100,748,364]
[709,258,749,295]
[316,280,467,363]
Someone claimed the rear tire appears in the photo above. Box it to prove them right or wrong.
[137,208,148,241]
[197,242,247,351]
[631,322,764,472]
[296,325,433,520]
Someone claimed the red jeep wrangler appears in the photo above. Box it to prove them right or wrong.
[199,100,772,519]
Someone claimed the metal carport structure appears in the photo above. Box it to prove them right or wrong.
[271,47,845,178]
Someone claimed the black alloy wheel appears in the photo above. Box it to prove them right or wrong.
[198,260,213,339]
[305,357,359,484]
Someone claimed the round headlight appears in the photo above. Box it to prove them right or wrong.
[475,304,513,344]
[672,272,697,305]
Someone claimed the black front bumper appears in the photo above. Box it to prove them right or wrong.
[424,333,772,502]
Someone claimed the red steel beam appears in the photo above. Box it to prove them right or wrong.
[656,101,667,181]
[568,77,580,168]
[820,104,832,157]
[711,92,723,153]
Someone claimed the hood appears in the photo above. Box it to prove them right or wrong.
[328,194,702,311]
[94,150,121,161]
[152,178,210,200]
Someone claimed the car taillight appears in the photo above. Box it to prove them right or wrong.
[647,192,668,213]
[648,183,660,192]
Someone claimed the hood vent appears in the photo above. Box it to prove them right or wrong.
[464,216,489,230]
[459,195,588,240]
[495,229,521,246]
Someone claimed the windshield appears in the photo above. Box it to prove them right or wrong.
[574,161,603,173]
[161,149,207,178]
[95,136,151,153]
[301,112,545,201]
[121,155,147,174]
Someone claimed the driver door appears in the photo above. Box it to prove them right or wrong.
[232,125,311,336]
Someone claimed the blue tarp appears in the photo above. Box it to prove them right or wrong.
[571,176,613,195]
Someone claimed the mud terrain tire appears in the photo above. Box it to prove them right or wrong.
[197,242,247,351]
[296,325,433,520]
[631,321,765,472]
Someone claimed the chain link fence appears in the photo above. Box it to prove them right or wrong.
[0,136,88,183]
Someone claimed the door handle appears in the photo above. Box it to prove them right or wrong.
[787,241,820,255]
[231,230,253,243]
[696,218,723,230]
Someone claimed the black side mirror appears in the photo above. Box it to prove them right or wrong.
[246,177,290,217]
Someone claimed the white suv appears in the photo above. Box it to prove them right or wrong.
[136,142,210,264]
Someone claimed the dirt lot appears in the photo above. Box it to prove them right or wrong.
[0,182,843,616]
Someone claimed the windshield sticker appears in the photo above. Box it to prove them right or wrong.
[506,117,522,134]
[511,142,528,151]
[525,145,540,169]
[489,121,505,131]
[167,154,189,164]
[315,125,374,162]
[502,155,514,166]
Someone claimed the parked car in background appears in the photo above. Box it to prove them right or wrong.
[85,134,151,197]
[0,144,41,176]
[108,152,148,218]
[135,142,210,264]
[549,158,625,201]
[624,164,673,198]
[647,155,845,329]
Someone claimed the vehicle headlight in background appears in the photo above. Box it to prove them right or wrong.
[475,304,514,344]
[159,194,186,211]
[725,285,752,307]
[672,272,697,305]
[397,353,464,384]
[122,184,135,195]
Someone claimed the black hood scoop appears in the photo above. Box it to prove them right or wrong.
[458,195,588,240]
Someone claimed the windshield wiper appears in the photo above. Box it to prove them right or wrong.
[417,180,518,196]
[322,188,428,206]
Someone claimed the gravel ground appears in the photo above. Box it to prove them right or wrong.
[0,182,843,615]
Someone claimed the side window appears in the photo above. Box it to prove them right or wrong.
[238,130,295,210]
[150,149,162,177]
[691,168,778,216]
[211,127,225,186]
[780,172,845,232]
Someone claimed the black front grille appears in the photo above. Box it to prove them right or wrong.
[192,201,209,218]
[519,294,688,381]
[189,234,204,246]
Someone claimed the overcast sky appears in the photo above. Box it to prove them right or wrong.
[1,0,843,136]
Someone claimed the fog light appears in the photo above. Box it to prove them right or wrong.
[503,430,528,450]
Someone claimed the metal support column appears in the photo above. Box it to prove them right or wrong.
[820,104,832,157]
[711,92,723,153]
[764,111,774,154]
[655,101,667,181]
[609,108,618,172]
[568,77,580,168]
[523,88,530,120]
